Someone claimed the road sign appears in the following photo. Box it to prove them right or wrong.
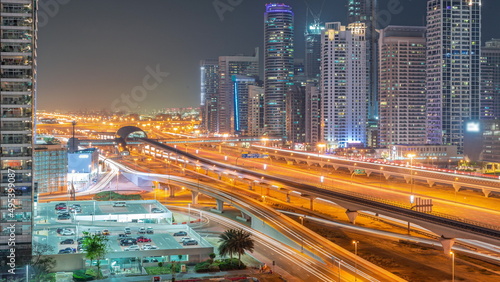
[241,153,269,158]
[353,169,366,175]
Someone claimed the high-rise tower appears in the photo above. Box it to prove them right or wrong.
[200,59,219,133]
[218,48,259,134]
[426,0,481,151]
[379,26,427,147]
[0,0,37,271]
[347,0,378,125]
[481,39,500,119]
[321,22,369,148]
[264,3,294,138]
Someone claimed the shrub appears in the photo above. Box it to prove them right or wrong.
[208,264,220,272]
[194,262,211,273]
[73,269,95,281]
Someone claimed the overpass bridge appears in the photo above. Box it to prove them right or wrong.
[136,138,500,253]
[103,157,405,282]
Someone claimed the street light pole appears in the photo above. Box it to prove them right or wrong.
[450,251,455,282]
[408,154,416,204]
[353,240,359,281]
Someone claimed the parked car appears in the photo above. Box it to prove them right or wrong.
[124,227,131,234]
[57,214,71,220]
[180,237,192,242]
[55,203,66,210]
[146,227,154,234]
[173,231,187,236]
[136,236,151,243]
[102,229,110,235]
[118,233,128,238]
[183,239,198,246]
[138,227,146,234]
[125,245,141,251]
[60,229,75,236]
[142,244,158,250]
[60,239,74,245]
[151,207,163,213]
[58,248,76,254]
[120,238,137,246]
[56,210,69,215]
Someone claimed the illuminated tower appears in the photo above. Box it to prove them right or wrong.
[264,3,294,138]
[481,39,500,119]
[0,0,37,271]
[321,22,369,148]
[379,26,427,146]
[426,0,481,151]
[347,0,378,127]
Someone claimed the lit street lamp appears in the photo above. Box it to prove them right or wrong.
[353,240,359,281]
[408,153,416,203]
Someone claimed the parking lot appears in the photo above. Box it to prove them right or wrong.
[34,201,208,256]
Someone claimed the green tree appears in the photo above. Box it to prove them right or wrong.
[31,242,56,281]
[81,231,109,279]
[218,229,254,267]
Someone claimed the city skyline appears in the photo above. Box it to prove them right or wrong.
[36,0,500,112]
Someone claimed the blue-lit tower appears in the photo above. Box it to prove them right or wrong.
[264,3,294,138]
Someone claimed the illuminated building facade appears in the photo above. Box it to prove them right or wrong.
[264,3,294,138]
[426,0,482,151]
[321,22,369,148]
[0,0,37,271]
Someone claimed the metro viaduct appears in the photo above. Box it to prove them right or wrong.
[127,138,500,254]
[228,146,500,198]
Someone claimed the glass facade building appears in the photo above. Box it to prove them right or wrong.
[34,144,67,194]
[0,0,37,271]
[481,39,500,120]
[426,0,481,151]
[264,3,294,138]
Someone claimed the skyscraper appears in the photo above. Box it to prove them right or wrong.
[200,59,219,133]
[286,83,306,144]
[321,22,369,148]
[379,26,427,146]
[304,21,323,81]
[218,48,259,134]
[0,0,37,271]
[305,84,321,147]
[247,85,265,136]
[232,75,256,135]
[481,39,500,119]
[347,0,378,125]
[264,3,294,138]
[426,0,481,151]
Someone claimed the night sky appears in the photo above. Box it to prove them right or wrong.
[37,0,500,112]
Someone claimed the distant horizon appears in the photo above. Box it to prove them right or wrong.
[37,0,500,112]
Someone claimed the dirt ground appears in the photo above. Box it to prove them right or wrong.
[303,214,500,282]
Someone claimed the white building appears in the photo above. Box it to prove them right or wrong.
[321,22,369,148]
[426,0,481,151]
[247,85,264,137]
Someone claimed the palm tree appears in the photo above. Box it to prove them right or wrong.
[218,229,254,267]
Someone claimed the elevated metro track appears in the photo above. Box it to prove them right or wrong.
[140,138,500,249]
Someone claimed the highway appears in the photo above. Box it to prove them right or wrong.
[139,138,500,246]
[103,157,406,282]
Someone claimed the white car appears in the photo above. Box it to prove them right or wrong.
[61,229,75,236]
[125,245,141,251]
[143,244,158,250]
[180,237,192,242]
